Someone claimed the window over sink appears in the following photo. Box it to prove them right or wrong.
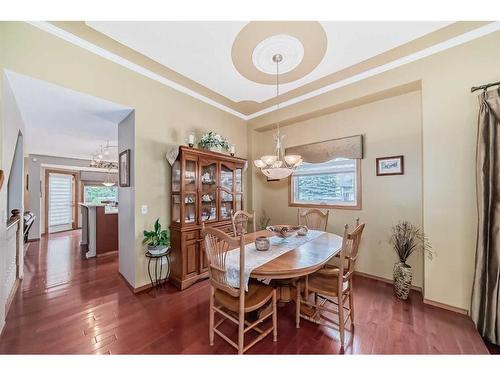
[289,158,361,209]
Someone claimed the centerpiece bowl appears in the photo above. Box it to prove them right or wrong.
[266,225,302,238]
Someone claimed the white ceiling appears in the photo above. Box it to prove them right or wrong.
[5,70,133,161]
[86,21,452,103]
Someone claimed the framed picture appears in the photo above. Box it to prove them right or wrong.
[376,155,404,176]
[119,149,131,187]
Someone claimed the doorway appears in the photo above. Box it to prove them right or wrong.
[45,169,79,234]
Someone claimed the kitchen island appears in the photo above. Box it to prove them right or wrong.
[79,203,118,258]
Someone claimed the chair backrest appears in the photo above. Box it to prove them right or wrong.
[339,219,365,282]
[201,225,245,298]
[232,210,256,236]
[297,208,329,231]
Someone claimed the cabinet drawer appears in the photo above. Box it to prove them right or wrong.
[219,224,234,235]
[183,231,198,242]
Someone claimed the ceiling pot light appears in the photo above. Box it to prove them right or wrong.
[253,53,302,180]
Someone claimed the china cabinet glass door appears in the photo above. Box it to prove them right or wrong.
[184,158,197,192]
[172,194,180,223]
[220,163,235,220]
[235,166,243,212]
[184,193,196,224]
[199,159,218,223]
[182,156,197,224]
[172,160,181,193]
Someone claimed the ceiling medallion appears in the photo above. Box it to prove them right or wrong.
[253,53,302,180]
[231,21,327,85]
[252,34,304,75]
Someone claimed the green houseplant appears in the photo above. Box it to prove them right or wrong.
[143,218,170,255]
[390,221,433,300]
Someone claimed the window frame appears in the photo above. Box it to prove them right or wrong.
[288,159,362,210]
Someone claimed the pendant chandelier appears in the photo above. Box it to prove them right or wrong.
[102,168,115,187]
[253,54,302,180]
[89,140,118,170]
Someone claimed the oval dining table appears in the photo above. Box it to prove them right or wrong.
[241,229,344,303]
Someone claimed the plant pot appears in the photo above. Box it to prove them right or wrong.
[393,262,412,300]
[207,146,224,153]
[148,245,168,256]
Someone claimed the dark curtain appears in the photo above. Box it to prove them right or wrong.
[472,89,500,345]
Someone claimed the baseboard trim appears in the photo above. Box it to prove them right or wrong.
[354,271,469,316]
[118,273,152,294]
[5,279,20,317]
[354,270,423,292]
[423,298,469,316]
[133,284,152,294]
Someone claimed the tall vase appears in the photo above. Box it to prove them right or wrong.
[393,262,412,300]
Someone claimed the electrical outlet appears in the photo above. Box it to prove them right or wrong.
[141,205,148,214]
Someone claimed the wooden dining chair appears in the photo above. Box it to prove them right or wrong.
[295,220,365,350]
[201,225,277,354]
[231,210,256,236]
[297,208,329,231]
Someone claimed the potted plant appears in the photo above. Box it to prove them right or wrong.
[143,218,170,255]
[198,131,230,153]
[390,221,433,300]
[258,210,271,230]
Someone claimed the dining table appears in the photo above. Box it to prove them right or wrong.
[239,229,344,303]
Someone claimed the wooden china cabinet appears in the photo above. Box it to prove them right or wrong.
[169,146,247,290]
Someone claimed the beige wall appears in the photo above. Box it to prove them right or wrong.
[249,30,500,311]
[2,21,499,312]
[0,22,247,289]
[252,91,424,287]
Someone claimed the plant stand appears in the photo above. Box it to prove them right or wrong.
[146,249,171,297]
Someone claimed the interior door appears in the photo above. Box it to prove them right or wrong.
[48,173,75,233]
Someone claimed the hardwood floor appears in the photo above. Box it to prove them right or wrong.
[0,230,489,354]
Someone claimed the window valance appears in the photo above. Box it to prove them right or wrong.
[285,135,364,163]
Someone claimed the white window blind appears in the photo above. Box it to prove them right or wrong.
[49,174,73,227]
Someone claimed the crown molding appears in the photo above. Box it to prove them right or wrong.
[246,21,500,120]
[27,21,249,120]
[27,21,500,122]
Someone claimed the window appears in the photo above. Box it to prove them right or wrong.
[289,158,360,209]
[84,185,118,204]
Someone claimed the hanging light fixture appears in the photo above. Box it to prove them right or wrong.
[102,168,115,187]
[253,54,302,180]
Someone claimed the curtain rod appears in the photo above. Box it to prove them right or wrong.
[471,80,500,93]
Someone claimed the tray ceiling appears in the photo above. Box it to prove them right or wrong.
[86,21,451,104]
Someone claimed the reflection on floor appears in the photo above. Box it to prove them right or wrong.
[0,230,489,354]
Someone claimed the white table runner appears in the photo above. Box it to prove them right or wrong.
[224,230,325,289]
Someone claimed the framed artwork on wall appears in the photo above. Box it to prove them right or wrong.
[376,155,404,176]
[119,149,131,187]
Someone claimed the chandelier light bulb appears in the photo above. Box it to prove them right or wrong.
[253,159,266,168]
[261,155,278,165]
[284,155,302,166]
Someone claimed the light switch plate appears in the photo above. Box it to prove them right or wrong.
[141,205,148,214]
